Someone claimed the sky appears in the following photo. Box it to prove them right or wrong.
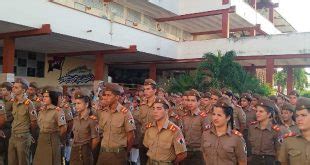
[275,0,310,32]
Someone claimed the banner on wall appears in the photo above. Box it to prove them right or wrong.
[58,65,94,84]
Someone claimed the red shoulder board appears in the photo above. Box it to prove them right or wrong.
[10,98,15,102]
[90,115,97,120]
[272,125,280,132]
[283,132,296,139]
[24,99,30,105]
[175,115,181,120]
[232,130,243,137]
[121,107,128,113]
[250,121,259,125]
[55,107,61,112]
[145,122,152,128]
[168,124,178,132]
[199,112,207,118]
[36,98,41,102]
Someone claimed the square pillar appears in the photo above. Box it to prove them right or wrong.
[266,57,274,86]
[286,66,294,94]
[269,7,274,23]
[249,28,256,36]
[149,64,157,81]
[2,38,15,73]
[94,53,104,80]
[222,10,230,38]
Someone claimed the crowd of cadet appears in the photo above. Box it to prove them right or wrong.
[0,77,309,165]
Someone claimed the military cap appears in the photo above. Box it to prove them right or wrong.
[154,97,170,109]
[221,88,233,97]
[105,83,124,95]
[295,97,310,111]
[74,89,91,99]
[185,89,201,99]
[0,82,13,90]
[202,92,211,98]
[214,97,232,108]
[269,95,277,102]
[14,78,30,89]
[234,93,240,100]
[29,82,39,89]
[144,79,157,86]
[41,86,59,93]
[241,93,252,101]
[210,89,222,97]
[289,90,299,97]
[252,93,261,100]
[257,99,276,111]
[281,102,295,112]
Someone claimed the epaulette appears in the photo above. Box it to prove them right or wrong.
[90,115,97,120]
[168,123,178,132]
[175,115,181,120]
[232,130,243,137]
[199,111,207,118]
[10,98,15,102]
[145,122,152,128]
[283,132,296,139]
[35,98,41,102]
[121,107,128,113]
[250,121,259,125]
[55,107,61,112]
[204,124,211,130]
[272,125,280,132]
[24,99,30,105]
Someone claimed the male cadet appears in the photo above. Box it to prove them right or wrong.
[278,97,310,165]
[138,79,157,165]
[143,97,187,165]
[180,89,209,165]
[97,83,135,165]
[199,92,211,113]
[8,78,37,165]
[288,90,299,107]
[0,99,7,165]
[206,89,222,121]
[0,82,13,165]
[26,82,41,161]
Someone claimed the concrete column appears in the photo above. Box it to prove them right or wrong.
[266,57,274,86]
[1,37,15,82]
[222,10,230,38]
[94,53,104,81]
[149,64,157,81]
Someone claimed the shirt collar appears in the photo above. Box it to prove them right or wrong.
[46,104,56,110]
[80,110,90,120]
[16,95,27,104]
[191,109,201,116]
[151,118,170,130]
[255,121,273,131]
[210,125,232,136]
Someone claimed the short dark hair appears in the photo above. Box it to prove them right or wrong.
[43,91,60,106]
[0,82,13,91]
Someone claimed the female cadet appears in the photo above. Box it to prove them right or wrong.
[202,97,247,165]
[248,99,281,165]
[70,91,100,165]
[279,102,300,137]
[33,87,67,165]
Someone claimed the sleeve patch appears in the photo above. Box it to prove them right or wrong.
[60,115,66,122]
[128,118,135,126]
[177,137,185,145]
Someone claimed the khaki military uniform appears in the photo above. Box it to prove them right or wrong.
[0,97,12,165]
[97,103,135,165]
[0,105,6,165]
[8,97,37,165]
[138,98,156,164]
[143,119,187,164]
[70,111,99,165]
[181,109,210,165]
[33,105,66,165]
[279,121,300,139]
[131,107,142,147]
[29,96,41,160]
[278,133,310,165]
[242,106,256,156]
[232,105,246,131]
[173,105,188,117]
[202,126,247,165]
[248,121,280,165]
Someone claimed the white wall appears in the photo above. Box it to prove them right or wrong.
[0,0,178,59]
[178,32,310,59]
[148,0,180,14]
[179,0,230,15]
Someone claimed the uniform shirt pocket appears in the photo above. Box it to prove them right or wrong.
[158,141,172,155]
[288,149,302,161]
[222,146,235,159]
[202,142,213,154]
[111,120,123,134]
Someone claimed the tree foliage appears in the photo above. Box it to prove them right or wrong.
[274,68,309,92]
[167,51,273,96]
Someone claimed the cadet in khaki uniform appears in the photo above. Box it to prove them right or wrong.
[8,78,37,165]
[202,97,247,165]
[199,92,211,113]
[248,99,281,165]
[0,99,7,165]
[180,89,209,165]
[278,97,310,165]
[222,89,246,132]
[206,89,222,122]
[33,87,67,165]
[70,91,100,165]
[288,90,299,107]
[0,82,13,165]
[144,97,187,165]
[279,103,300,137]
[138,79,157,164]
[97,83,135,165]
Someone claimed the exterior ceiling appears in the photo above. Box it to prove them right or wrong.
[113,0,177,18]
[273,10,296,33]
[0,21,33,33]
